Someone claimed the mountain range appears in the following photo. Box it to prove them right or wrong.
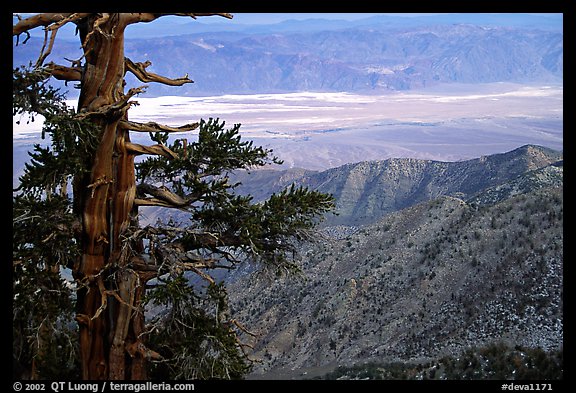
[223,144,563,379]
[231,144,563,226]
[13,15,563,96]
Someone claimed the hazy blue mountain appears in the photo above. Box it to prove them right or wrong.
[132,24,563,95]
[13,16,563,97]
[14,14,561,40]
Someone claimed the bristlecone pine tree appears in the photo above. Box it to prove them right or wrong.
[13,13,335,380]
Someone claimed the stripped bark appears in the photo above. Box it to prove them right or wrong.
[14,12,231,380]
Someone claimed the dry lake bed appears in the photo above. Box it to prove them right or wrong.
[14,82,563,173]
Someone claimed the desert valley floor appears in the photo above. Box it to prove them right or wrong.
[14,82,562,174]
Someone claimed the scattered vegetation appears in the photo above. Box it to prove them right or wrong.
[229,186,562,376]
[321,342,563,380]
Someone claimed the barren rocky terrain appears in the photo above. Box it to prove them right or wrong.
[223,145,563,379]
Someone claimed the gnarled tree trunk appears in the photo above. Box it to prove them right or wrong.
[73,14,142,380]
[14,12,233,380]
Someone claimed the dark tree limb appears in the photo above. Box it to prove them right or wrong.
[36,25,59,67]
[76,87,144,118]
[129,256,160,273]
[83,13,114,45]
[13,13,91,68]
[229,319,258,337]
[133,198,175,208]
[122,13,232,26]
[126,341,163,361]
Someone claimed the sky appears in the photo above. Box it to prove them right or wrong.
[14,13,563,40]
[195,13,560,24]
[202,13,442,24]
[13,13,562,25]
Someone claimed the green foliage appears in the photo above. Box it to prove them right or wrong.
[136,121,334,379]
[189,182,334,271]
[137,120,334,378]
[321,342,563,380]
[14,65,99,199]
[13,194,79,269]
[13,64,66,120]
[146,278,252,379]
[137,118,282,192]
[138,118,335,273]
[13,189,80,379]
[12,240,78,379]
[13,62,86,379]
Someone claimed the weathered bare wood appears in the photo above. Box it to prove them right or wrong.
[230,319,258,337]
[75,15,128,379]
[120,119,199,133]
[125,58,193,86]
[45,62,82,81]
[133,198,174,208]
[15,12,235,381]
[108,269,138,380]
[125,142,178,159]
[12,13,90,35]
[126,341,162,361]
[122,13,232,25]
[77,87,144,119]
[14,14,91,67]
[36,27,58,67]
[137,183,189,207]
[191,266,216,285]
[111,130,137,258]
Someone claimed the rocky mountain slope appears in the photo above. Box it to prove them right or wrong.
[227,186,563,379]
[467,159,563,206]
[232,145,563,226]
[219,144,564,379]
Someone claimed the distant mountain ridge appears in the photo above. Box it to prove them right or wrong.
[232,144,563,226]
[15,13,563,39]
[123,24,564,95]
[13,19,563,96]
